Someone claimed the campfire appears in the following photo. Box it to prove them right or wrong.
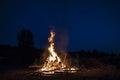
[37,30,78,74]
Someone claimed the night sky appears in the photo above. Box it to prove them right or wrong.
[0,0,120,52]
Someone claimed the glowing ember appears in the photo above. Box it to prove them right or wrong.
[38,30,78,74]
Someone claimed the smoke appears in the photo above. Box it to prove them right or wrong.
[54,27,79,67]
[55,27,69,52]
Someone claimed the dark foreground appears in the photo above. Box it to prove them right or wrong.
[0,65,120,80]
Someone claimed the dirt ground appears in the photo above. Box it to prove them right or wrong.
[0,65,120,80]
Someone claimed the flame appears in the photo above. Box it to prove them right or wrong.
[48,31,60,62]
[41,30,66,71]
[39,30,78,74]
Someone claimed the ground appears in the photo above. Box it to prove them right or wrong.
[0,65,120,80]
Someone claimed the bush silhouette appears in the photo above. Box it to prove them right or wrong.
[17,29,34,48]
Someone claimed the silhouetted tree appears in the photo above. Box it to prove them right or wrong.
[17,29,34,48]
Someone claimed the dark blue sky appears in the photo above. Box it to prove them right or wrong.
[0,0,120,52]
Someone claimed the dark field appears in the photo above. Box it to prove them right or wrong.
[1,46,120,80]
[0,65,120,80]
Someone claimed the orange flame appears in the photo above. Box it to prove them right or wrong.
[39,30,78,74]
[48,31,61,62]
[41,30,66,71]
